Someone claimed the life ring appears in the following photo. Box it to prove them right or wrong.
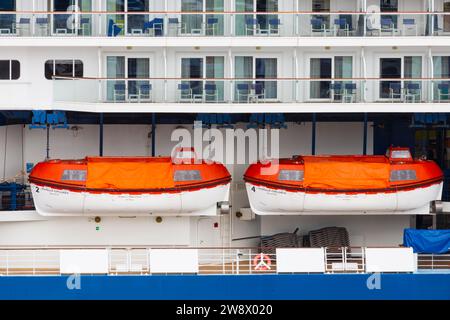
[253,253,272,271]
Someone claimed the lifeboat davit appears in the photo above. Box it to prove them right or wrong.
[29,148,231,216]
[244,147,443,215]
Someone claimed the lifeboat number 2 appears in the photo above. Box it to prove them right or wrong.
[253,253,272,271]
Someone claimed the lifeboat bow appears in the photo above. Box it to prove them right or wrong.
[244,147,443,215]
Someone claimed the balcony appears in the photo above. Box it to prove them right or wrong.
[0,11,449,38]
[52,76,450,113]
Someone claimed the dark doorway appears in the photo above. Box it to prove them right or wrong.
[380,58,401,99]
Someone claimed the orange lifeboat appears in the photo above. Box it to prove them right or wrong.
[244,147,443,215]
[29,148,231,216]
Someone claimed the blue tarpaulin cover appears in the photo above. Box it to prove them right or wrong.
[403,228,450,254]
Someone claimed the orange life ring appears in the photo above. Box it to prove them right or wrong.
[253,253,272,271]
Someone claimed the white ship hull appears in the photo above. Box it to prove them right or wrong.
[245,182,443,215]
[30,183,230,217]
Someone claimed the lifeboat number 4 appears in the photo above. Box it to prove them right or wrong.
[253,253,272,271]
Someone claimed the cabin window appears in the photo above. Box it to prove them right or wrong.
[278,170,304,181]
[0,60,20,80]
[390,170,417,182]
[61,170,87,182]
[174,170,202,181]
[45,60,84,80]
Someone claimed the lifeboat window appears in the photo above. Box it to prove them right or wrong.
[390,170,417,182]
[278,170,304,181]
[390,149,412,160]
[174,170,202,181]
[61,170,87,182]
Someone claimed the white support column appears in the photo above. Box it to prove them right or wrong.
[31,0,36,36]
[97,48,102,102]
[98,0,102,37]
[361,47,367,102]
[428,47,434,101]
[230,0,235,36]
[363,0,367,37]
[164,0,168,36]
[294,49,298,102]
[229,49,233,103]
[163,48,167,103]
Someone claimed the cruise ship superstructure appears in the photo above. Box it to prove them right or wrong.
[0,0,450,300]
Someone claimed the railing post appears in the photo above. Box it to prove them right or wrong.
[222,248,225,274]
[342,247,347,272]
[236,250,240,275]
[148,248,151,275]
[108,248,112,275]
[249,249,252,274]
[32,251,36,275]
[145,248,150,274]
[362,247,366,273]
[31,13,35,36]
[6,251,9,276]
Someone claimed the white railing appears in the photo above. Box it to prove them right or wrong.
[52,76,450,105]
[1,11,450,38]
[0,246,448,276]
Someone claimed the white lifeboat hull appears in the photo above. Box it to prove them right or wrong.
[30,183,230,217]
[245,182,443,215]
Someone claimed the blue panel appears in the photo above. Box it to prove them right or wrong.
[404,228,450,254]
[0,274,449,300]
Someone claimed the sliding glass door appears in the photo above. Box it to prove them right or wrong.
[106,56,150,101]
[107,0,125,35]
[256,58,277,99]
[52,0,92,35]
[181,58,203,96]
[380,0,398,28]
[379,56,422,99]
[107,0,149,35]
[380,58,401,99]
[127,0,149,34]
[0,0,15,33]
[433,56,450,101]
[181,0,224,35]
[181,56,225,101]
[310,58,332,99]
[235,56,278,100]
[310,56,353,100]
[312,0,330,28]
[235,0,278,35]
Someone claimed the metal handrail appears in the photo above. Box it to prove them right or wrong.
[52,76,450,81]
[0,246,448,276]
[1,11,450,15]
